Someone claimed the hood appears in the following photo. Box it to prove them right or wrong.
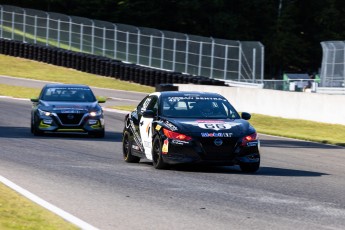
[39,100,99,112]
[163,118,255,138]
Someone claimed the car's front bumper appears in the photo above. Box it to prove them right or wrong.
[35,113,104,133]
[161,138,260,166]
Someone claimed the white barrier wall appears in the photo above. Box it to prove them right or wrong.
[176,84,345,125]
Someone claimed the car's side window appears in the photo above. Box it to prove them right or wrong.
[147,96,158,115]
[137,96,149,113]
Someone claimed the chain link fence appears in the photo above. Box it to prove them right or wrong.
[320,41,345,87]
[0,5,264,82]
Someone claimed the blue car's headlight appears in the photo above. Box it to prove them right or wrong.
[38,109,51,116]
[89,110,102,117]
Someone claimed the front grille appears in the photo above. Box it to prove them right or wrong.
[199,138,238,161]
[57,113,85,125]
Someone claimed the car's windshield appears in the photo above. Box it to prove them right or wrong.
[160,96,240,119]
[41,87,96,102]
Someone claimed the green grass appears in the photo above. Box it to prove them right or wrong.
[250,114,345,146]
[0,183,78,230]
[0,84,40,98]
[0,55,154,93]
[108,105,136,111]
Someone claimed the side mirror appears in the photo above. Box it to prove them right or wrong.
[30,97,39,102]
[241,112,251,120]
[142,110,155,118]
[97,96,106,103]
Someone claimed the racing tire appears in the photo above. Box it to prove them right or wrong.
[30,121,34,134]
[122,133,140,163]
[32,124,44,136]
[152,136,168,169]
[239,161,260,173]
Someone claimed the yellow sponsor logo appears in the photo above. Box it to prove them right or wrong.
[155,125,162,131]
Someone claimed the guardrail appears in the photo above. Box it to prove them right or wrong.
[0,5,264,82]
[0,38,227,87]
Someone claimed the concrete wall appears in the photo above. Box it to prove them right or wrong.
[176,84,345,125]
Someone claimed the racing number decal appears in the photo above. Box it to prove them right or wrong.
[198,123,232,130]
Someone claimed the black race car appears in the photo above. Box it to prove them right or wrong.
[31,84,105,137]
[122,91,260,172]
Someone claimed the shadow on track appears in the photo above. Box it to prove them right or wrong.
[0,126,123,142]
[138,163,329,177]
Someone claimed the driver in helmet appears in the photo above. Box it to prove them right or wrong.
[195,100,215,116]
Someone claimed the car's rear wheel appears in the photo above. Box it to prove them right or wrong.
[122,133,140,163]
[239,161,260,173]
[152,136,168,169]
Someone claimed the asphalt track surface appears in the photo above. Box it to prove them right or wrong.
[1,84,345,229]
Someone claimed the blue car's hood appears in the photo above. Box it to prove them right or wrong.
[38,100,99,112]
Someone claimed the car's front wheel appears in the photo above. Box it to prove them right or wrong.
[32,119,44,136]
[122,133,140,163]
[239,161,260,173]
[30,120,34,134]
[152,136,168,169]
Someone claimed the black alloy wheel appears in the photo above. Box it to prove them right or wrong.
[122,133,140,163]
[152,136,168,169]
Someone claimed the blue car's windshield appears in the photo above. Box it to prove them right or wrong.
[41,87,96,102]
[160,96,240,119]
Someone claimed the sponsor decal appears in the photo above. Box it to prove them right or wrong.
[129,119,144,152]
[143,141,151,148]
[167,96,226,102]
[246,141,259,147]
[60,110,83,113]
[214,138,223,146]
[171,140,189,145]
[168,96,194,102]
[197,120,225,123]
[54,105,85,109]
[132,145,140,150]
[52,87,92,91]
[155,124,162,131]
[141,97,152,112]
[165,121,178,131]
[201,132,233,137]
[162,139,169,154]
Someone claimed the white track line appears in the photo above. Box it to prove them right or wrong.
[0,176,99,230]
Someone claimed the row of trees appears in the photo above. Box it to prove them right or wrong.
[2,0,345,78]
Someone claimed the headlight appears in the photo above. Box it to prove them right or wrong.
[38,109,51,116]
[90,110,102,117]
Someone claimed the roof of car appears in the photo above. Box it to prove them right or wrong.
[44,84,91,88]
[155,91,224,98]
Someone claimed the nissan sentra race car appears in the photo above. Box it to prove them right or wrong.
[30,84,105,137]
[122,91,260,172]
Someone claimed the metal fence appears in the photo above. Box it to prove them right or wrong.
[320,41,345,87]
[0,5,264,82]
